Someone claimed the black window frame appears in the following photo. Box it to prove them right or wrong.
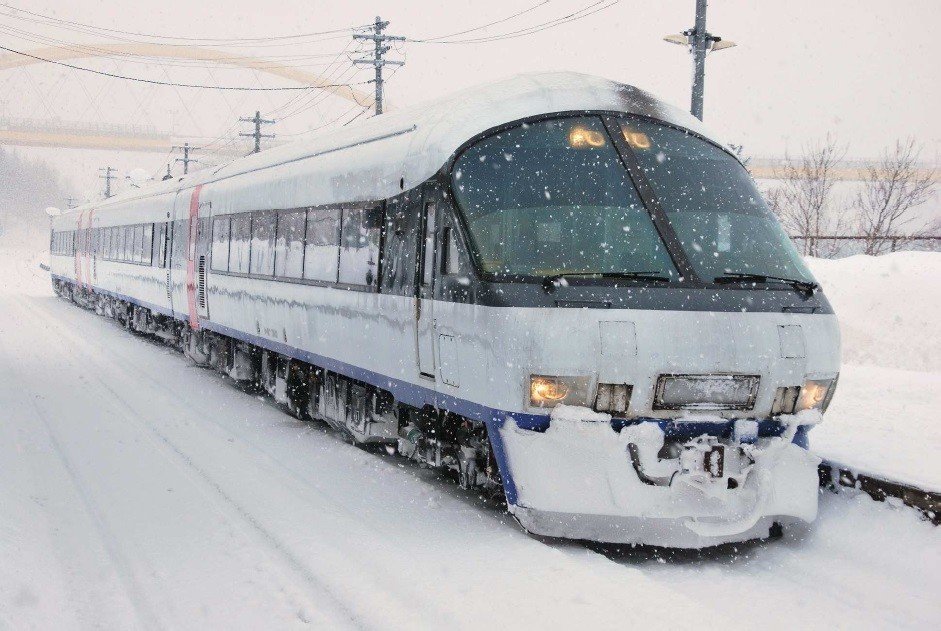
[207,205,381,292]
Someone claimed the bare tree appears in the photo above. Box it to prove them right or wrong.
[765,135,848,257]
[855,138,936,255]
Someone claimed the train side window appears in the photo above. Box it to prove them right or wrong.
[229,213,251,274]
[440,226,463,276]
[157,223,168,268]
[274,209,305,279]
[173,219,188,268]
[304,207,340,283]
[134,225,145,264]
[153,223,164,266]
[421,202,437,287]
[211,216,231,272]
[112,227,121,261]
[339,208,364,285]
[250,210,276,276]
[142,224,154,265]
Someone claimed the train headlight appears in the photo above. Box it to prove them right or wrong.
[796,376,838,413]
[529,375,591,408]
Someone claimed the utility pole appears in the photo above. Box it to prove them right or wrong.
[173,142,197,174]
[664,0,736,121]
[240,111,275,154]
[162,163,173,181]
[98,166,117,199]
[353,16,404,115]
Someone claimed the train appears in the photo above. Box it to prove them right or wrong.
[48,72,840,548]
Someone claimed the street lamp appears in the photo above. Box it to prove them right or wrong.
[664,0,736,121]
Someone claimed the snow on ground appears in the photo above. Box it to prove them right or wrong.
[0,246,939,629]
[806,253,941,490]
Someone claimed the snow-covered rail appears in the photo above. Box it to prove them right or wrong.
[819,462,941,525]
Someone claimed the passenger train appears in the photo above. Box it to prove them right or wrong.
[49,73,839,548]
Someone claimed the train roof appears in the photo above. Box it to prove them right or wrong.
[60,72,724,219]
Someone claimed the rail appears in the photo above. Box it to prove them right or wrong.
[819,460,940,525]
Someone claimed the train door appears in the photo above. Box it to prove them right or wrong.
[168,191,190,321]
[159,214,172,312]
[182,185,206,328]
[90,212,99,284]
[191,201,210,322]
[415,186,438,379]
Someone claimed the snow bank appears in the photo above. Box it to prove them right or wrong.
[807,252,941,372]
[806,252,941,489]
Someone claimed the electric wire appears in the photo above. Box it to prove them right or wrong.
[407,0,619,44]
[0,3,368,46]
[0,44,369,91]
[407,1,549,42]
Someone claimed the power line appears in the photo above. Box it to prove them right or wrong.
[407,0,619,45]
[353,16,404,115]
[0,3,368,45]
[0,24,372,71]
[0,44,368,91]
[408,1,549,43]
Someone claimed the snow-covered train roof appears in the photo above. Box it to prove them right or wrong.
[60,72,724,220]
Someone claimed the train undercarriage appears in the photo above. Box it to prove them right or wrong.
[52,279,503,496]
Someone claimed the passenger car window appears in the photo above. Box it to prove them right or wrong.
[142,224,153,265]
[211,216,230,272]
[134,225,145,263]
[250,210,276,276]
[274,209,305,279]
[380,195,418,297]
[339,207,381,287]
[304,207,340,282]
[229,214,251,274]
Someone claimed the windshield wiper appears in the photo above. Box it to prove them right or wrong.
[713,271,818,295]
[543,271,672,291]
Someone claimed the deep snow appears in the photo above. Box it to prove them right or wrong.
[0,247,938,629]
[806,253,941,489]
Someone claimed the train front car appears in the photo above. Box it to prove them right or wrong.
[436,80,840,547]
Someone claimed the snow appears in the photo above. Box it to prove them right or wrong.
[0,246,939,628]
[806,252,941,490]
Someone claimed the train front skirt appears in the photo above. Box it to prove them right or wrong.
[500,406,821,548]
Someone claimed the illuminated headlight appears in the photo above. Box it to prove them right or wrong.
[529,375,592,408]
[797,376,839,413]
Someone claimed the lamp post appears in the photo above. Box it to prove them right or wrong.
[664,0,736,120]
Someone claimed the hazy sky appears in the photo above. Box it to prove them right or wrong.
[2,0,938,201]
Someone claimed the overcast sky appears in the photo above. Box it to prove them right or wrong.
[2,0,938,201]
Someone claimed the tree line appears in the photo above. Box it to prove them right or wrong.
[761,137,937,257]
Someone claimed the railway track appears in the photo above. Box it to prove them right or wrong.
[819,462,940,525]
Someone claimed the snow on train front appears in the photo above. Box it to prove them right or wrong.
[443,104,840,547]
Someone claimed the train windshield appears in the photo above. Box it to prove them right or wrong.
[451,116,678,279]
[451,114,813,286]
[616,117,814,284]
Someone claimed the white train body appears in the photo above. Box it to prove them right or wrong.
[49,73,840,548]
